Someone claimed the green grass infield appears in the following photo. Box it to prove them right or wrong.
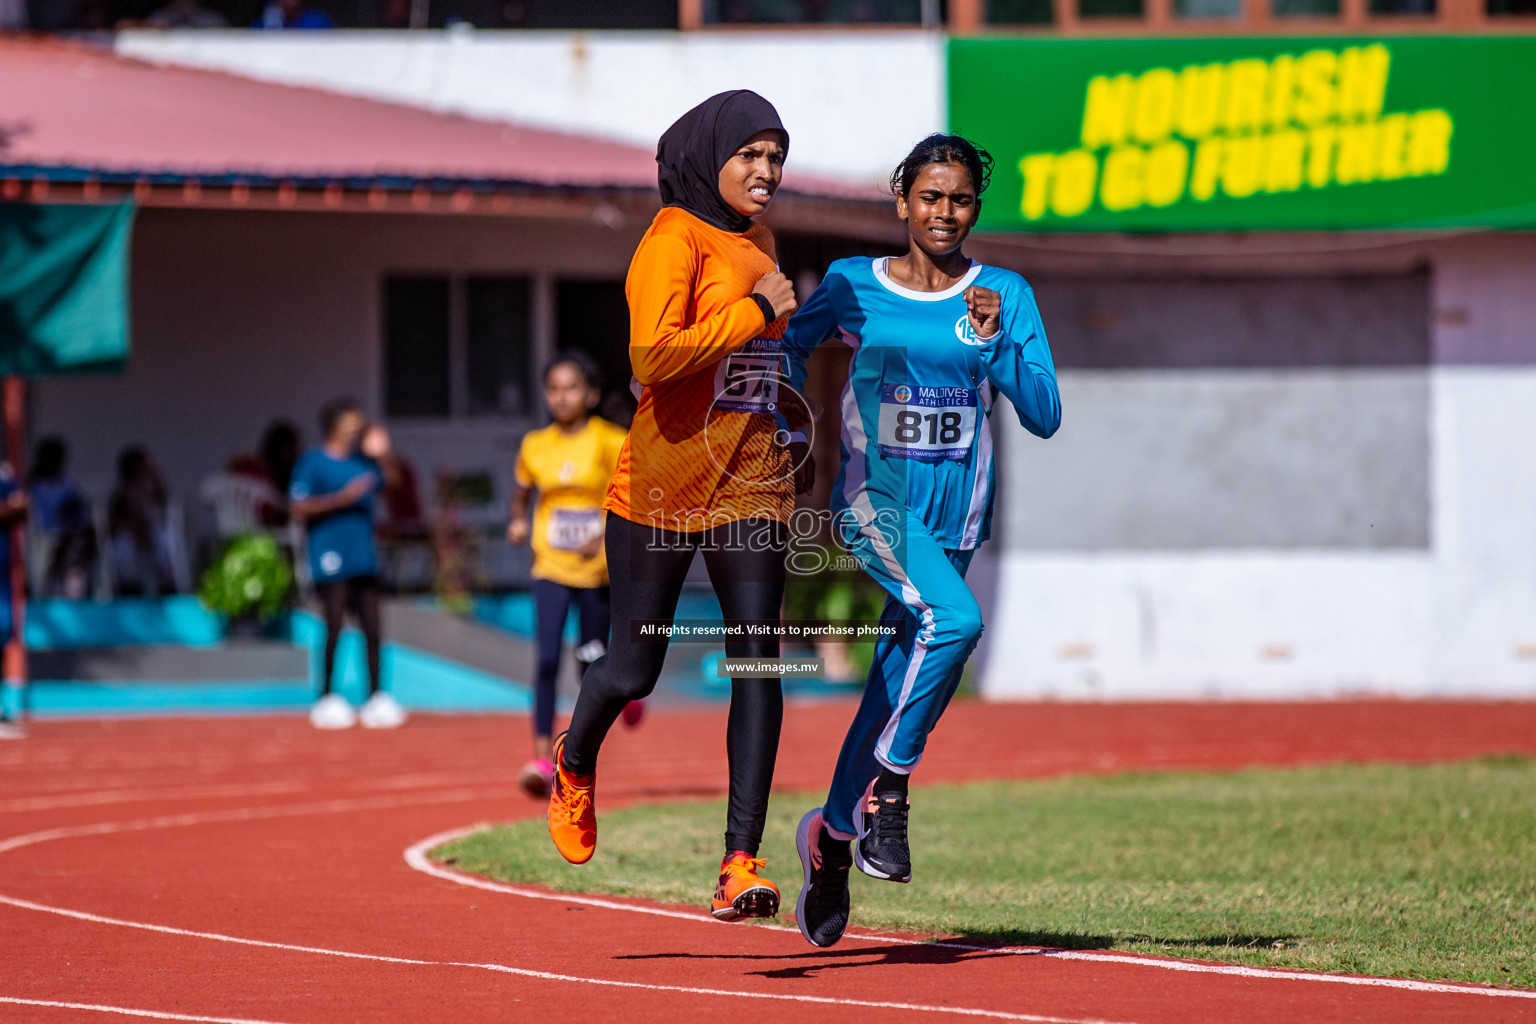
[434,757,1536,988]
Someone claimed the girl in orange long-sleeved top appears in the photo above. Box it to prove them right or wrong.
[547,91,812,921]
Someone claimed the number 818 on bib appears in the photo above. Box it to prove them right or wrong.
[876,384,977,462]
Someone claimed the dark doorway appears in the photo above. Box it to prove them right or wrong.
[556,278,635,426]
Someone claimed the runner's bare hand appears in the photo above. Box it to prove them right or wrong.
[507,517,530,546]
[360,425,392,459]
[780,395,821,432]
[577,532,604,560]
[341,474,376,503]
[753,273,798,321]
[964,286,1001,339]
[789,440,815,496]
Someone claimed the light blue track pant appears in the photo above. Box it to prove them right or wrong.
[821,516,980,840]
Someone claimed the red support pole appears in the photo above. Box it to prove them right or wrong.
[3,375,28,729]
[948,0,983,32]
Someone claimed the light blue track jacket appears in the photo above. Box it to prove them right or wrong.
[782,256,1061,550]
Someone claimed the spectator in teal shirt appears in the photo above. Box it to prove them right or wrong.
[289,399,405,731]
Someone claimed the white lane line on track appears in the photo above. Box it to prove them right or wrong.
[0,793,1129,1024]
[0,893,1117,1024]
[0,781,311,814]
[0,771,508,815]
[0,996,305,1023]
[406,824,1536,1003]
[0,788,512,855]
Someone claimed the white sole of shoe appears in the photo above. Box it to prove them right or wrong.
[793,808,825,945]
[358,697,407,729]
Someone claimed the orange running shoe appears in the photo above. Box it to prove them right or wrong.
[547,732,597,864]
[711,851,781,920]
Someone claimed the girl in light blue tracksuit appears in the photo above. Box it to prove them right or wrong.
[780,134,1061,948]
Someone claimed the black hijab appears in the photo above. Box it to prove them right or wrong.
[656,90,788,234]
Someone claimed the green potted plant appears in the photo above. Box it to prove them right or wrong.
[197,534,294,636]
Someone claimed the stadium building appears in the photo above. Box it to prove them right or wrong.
[4,2,1534,699]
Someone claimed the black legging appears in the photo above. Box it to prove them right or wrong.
[532,578,611,740]
[563,512,786,856]
[316,575,381,697]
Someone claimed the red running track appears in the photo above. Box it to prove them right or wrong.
[2,700,1535,1024]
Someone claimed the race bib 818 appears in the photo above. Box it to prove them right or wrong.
[876,384,977,462]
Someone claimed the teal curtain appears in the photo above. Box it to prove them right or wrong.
[0,202,134,376]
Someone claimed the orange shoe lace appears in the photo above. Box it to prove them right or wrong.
[560,784,592,824]
[724,854,768,878]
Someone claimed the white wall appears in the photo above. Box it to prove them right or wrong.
[981,369,1536,699]
[999,369,1430,551]
[114,30,945,187]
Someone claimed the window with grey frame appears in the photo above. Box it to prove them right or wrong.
[383,274,534,420]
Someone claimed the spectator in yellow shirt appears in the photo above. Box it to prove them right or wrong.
[507,351,630,797]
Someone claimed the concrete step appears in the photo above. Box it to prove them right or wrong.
[382,598,542,685]
[32,640,307,682]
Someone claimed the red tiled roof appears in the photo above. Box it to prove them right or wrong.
[0,37,876,201]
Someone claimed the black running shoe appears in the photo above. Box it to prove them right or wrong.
[794,808,851,948]
[855,784,912,883]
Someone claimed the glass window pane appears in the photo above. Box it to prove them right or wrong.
[1370,0,1433,11]
[1079,0,1141,17]
[704,0,926,22]
[406,0,677,27]
[1273,0,1338,16]
[466,276,533,418]
[987,0,1053,22]
[556,279,636,425]
[1176,0,1240,16]
[384,276,450,419]
[1488,0,1536,13]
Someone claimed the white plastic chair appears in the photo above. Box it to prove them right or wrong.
[199,472,282,539]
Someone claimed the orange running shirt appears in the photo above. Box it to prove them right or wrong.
[604,206,793,531]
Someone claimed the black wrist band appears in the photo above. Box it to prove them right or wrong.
[749,293,778,326]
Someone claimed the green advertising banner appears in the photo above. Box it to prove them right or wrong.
[949,36,1536,231]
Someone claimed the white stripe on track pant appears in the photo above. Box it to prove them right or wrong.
[821,514,981,839]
